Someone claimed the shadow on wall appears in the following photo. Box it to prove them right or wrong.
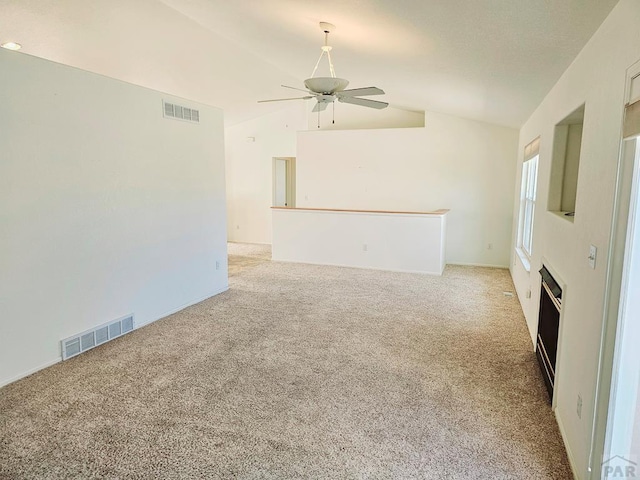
[308,102,425,130]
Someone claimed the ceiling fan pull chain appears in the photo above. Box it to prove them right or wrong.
[332,102,335,124]
[318,107,320,128]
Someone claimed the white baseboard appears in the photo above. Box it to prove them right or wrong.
[448,262,510,269]
[0,357,62,389]
[227,240,271,246]
[556,409,581,480]
[0,286,229,389]
[272,258,444,276]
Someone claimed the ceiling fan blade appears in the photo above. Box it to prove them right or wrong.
[338,96,389,109]
[281,84,315,94]
[312,101,330,112]
[337,87,385,97]
[258,96,313,103]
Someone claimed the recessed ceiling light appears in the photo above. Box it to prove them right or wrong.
[1,42,22,51]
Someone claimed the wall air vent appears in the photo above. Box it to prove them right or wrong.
[61,314,135,360]
[163,100,200,124]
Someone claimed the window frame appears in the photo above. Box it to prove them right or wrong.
[518,153,539,262]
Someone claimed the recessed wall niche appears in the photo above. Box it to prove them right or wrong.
[548,104,585,222]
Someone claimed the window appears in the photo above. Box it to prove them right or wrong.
[518,138,540,261]
[519,155,539,258]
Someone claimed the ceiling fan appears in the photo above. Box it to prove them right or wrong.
[258,22,389,119]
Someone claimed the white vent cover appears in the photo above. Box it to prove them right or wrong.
[61,314,135,360]
[163,100,200,123]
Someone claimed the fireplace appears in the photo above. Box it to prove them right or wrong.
[536,265,562,402]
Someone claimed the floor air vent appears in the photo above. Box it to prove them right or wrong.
[61,314,135,360]
[163,100,200,123]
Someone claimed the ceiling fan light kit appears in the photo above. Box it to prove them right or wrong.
[304,77,349,94]
[258,22,388,125]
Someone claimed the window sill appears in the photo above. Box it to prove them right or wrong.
[515,248,531,272]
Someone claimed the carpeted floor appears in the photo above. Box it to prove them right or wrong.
[0,243,572,479]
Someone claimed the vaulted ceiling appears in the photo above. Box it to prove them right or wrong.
[0,0,619,127]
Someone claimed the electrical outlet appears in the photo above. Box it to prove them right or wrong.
[216,261,220,270]
[577,394,583,419]
[363,244,368,252]
[588,245,597,269]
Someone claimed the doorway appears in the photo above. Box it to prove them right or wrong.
[272,157,296,208]
[604,137,640,467]
[592,60,640,477]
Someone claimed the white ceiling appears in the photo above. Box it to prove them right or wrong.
[0,0,619,127]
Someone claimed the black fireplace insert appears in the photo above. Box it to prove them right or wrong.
[536,265,562,402]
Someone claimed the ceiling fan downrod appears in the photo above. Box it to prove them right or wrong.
[311,22,336,79]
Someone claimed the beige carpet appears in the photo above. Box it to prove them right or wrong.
[0,243,572,479]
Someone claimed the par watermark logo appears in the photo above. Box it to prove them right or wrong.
[602,456,637,478]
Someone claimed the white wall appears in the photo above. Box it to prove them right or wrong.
[509,0,640,476]
[0,50,228,386]
[296,112,519,267]
[225,103,307,244]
